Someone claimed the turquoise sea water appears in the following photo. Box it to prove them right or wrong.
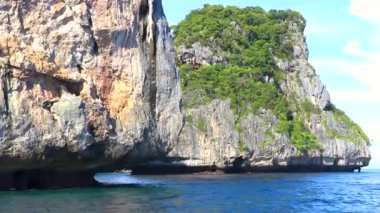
[0,170,379,213]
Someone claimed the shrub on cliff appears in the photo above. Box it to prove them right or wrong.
[173,5,369,151]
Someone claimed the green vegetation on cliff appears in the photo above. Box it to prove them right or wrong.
[174,5,368,151]
[180,64,288,118]
[173,5,305,61]
[175,5,303,117]
[332,108,370,145]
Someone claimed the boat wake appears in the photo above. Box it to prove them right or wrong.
[94,173,162,186]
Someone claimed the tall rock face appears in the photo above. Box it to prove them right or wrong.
[0,2,371,189]
[167,5,371,172]
[0,0,182,182]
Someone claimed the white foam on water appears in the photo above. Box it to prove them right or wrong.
[94,173,161,185]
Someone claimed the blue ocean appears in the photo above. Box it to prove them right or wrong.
[0,170,379,212]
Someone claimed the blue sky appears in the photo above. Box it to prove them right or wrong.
[163,0,380,169]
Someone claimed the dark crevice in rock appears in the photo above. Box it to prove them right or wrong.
[60,81,83,96]
[139,0,149,20]
[92,34,99,55]
[1,66,12,116]
[76,64,83,73]
[150,1,158,116]
[225,156,246,173]
[130,162,361,175]
[87,123,96,137]
[333,157,340,166]
[42,98,59,111]
[323,101,334,111]
[1,78,9,115]
[16,0,25,33]
[141,24,148,42]
[0,170,99,190]
[84,2,99,56]
[319,152,324,166]
[0,37,12,116]
[106,116,117,136]
[140,0,157,119]
[7,61,82,84]
[116,0,125,13]
[287,110,294,121]
[5,62,83,98]
[59,16,74,26]
[148,59,157,117]
[139,0,149,42]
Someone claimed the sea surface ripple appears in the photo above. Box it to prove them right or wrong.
[0,170,379,212]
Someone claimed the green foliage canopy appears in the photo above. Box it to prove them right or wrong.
[173,5,368,150]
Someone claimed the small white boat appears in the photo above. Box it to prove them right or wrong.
[93,172,160,185]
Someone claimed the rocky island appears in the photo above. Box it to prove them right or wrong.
[0,0,370,190]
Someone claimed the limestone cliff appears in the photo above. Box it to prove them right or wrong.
[166,6,371,172]
[0,0,182,177]
[0,2,371,189]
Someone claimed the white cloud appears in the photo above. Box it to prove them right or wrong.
[369,144,380,168]
[305,25,324,34]
[364,124,380,141]
[350,0,380,24]
[345,59,380,92]
[312,0,380,101]
[367,123,380,168]
[342,40,366,56]
[329,90,380,103]
[311,57,380,100]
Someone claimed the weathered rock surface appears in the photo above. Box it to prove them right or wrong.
[168,18,370,173]
[276,21,331,110]
[0,0,182,189]
[177,43,228,68]
[168,99,370,173]
[0,1,371,189]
